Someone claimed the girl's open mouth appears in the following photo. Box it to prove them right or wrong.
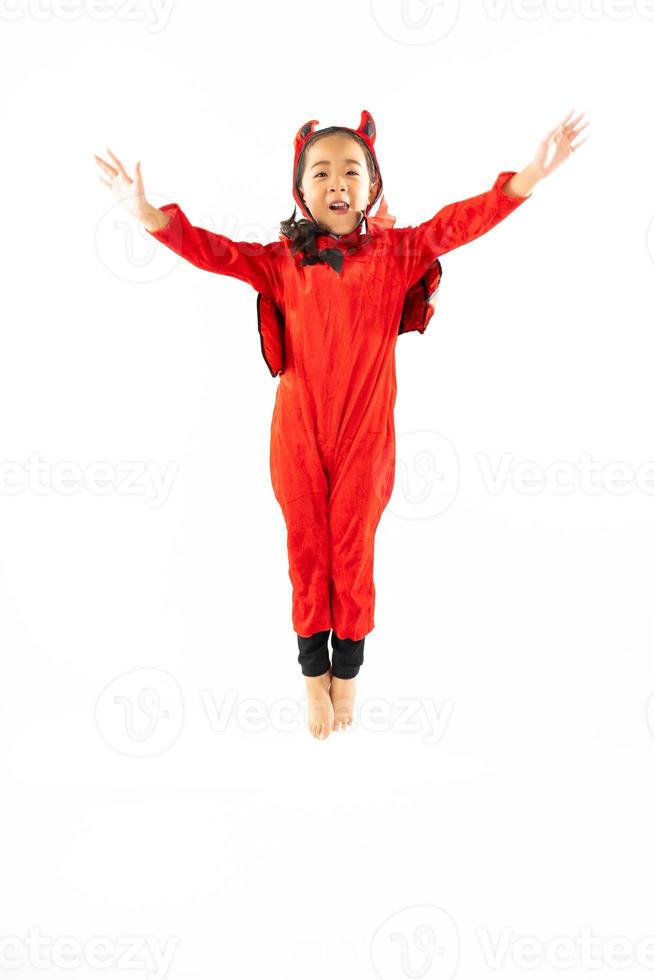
[329,202,349,212]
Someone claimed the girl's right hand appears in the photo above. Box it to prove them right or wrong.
[94,149,149,221]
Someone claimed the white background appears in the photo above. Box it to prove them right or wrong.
[1,1,654,978]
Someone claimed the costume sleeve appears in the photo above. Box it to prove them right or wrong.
[397,171,531,287]
[145,202,280,302]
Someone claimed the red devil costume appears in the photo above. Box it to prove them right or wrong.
[146,109,530,654]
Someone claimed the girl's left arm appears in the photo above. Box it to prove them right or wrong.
[397,110,589,287]
[396,170,531,288]
[505,109,589,195]
[502,163,541,198]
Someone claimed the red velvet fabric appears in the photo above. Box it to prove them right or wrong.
[147,170,529,639]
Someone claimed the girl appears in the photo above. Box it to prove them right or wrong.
[95,108,588,740]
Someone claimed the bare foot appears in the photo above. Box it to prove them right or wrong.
[304,668,334,739]
[330,676,356,731]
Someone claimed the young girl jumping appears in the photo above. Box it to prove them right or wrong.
[95,107,588,740]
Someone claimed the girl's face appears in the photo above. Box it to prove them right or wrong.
[299,133,379,235]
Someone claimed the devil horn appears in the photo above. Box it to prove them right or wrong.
[294,118,319,151]
[357,109,376,144]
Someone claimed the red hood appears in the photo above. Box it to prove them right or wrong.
[291,108,395,234]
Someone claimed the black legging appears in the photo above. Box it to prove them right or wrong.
[297,629,365,679]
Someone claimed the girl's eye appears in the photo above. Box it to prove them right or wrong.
[313,171,360,178]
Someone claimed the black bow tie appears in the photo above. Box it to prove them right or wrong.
[299,247,345,274]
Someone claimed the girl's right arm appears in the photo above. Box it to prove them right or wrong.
[141,204,171,233]
[142,201,280,300]
[94,149,280,301]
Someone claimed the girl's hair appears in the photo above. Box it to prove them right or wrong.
[280,126,379,257]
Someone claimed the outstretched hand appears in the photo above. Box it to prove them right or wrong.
[529,111,589,181]
[94,149,149,220]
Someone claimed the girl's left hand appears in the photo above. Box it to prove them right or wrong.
[529,111,589,180]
